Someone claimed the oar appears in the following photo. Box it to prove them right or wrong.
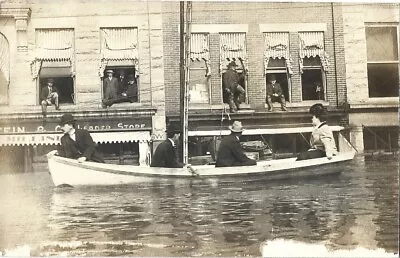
[186,165,199,177]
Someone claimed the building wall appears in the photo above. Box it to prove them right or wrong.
[342,3,399,151]
[0,0,167,139]
[162,2,347,116]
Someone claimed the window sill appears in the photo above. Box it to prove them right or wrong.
[349,97,399,109]
[189,103,251,110]
[265,101,330,108]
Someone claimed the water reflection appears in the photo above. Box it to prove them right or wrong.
[0,155,398,256]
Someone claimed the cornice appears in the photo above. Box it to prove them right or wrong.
[0,7,31,20]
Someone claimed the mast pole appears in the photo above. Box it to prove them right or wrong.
[183,1,192,164]
[179,1,185,163]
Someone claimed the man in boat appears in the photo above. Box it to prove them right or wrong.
[151,123,188,168]
[215,121,257,167]
[57,113,105,163]
[296,103,337,160]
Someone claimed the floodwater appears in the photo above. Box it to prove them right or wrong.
[0,155,398,257]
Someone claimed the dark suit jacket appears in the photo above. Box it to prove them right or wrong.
[266,82,283,96]
[223,69,240,92]
[150,139,183,168]
[103,77,119,99]
[215,134,257,167]
[58,129,104,163]
[40,86,59,101]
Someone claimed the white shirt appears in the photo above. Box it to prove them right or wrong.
[68,128,76,141]
[168,138,175,147]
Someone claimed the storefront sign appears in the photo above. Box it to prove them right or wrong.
[0,133,63,145]
[0,117,152,134]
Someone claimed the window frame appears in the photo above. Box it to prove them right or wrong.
[365,23,400,99]
[300,56,327,101]
[188,63,211,104]
[265,57,292,102]
[102,65,140,103]
[37,76,76,105]
[219,32,249,105]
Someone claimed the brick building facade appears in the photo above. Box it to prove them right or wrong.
[162,2,349,159]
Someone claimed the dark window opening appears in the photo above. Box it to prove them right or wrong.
[367,63,399,97]
[103,66,139,103]
[301,69,324,101]
[266,58,290,101]
[39,77,74,104]
[301,57,325,101]
[363,126,399,152]
[265,72,289,101]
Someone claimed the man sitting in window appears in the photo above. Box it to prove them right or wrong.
[265,74,287,112]
[40,78,60,116]
[122,74,138,102]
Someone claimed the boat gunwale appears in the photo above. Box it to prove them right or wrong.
[48,150,355,178]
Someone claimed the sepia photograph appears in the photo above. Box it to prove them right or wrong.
[0,0,398,256]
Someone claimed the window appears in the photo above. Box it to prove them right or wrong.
[102,66,139,102]
[220,33,248,104]
[363,126,399,152]
[264,32,292,101]
[0,32,9,105]
[99,27,139,103]
[189,33,210,104]
[32,29,75,104]
[366,25,399,98]
[299,32,328,101]
[301,57,324,101]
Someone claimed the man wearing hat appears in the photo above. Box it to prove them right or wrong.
[121,74,138,103]
[102,69,119,108]
[215,121,257,167]
[40,78,60,116]
[266,74,287,112]
[57,113,104,163]
[223,61,246,113]
[151,123,185,168]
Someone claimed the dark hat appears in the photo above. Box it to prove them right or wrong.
[227,61,238,68]
[309,103,325,116]
[166,123,181,134]
[268,74,276,81]
[59,113,76,125]
[127,74,135,81]
[47,78,55,83]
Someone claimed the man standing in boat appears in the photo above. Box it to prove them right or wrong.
[151,123,188,168]
[215,121,257,167]
[57,113,105,163]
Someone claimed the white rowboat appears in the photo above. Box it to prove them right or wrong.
[47,133,356,187]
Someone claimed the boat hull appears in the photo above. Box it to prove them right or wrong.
[47,151,355,187]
